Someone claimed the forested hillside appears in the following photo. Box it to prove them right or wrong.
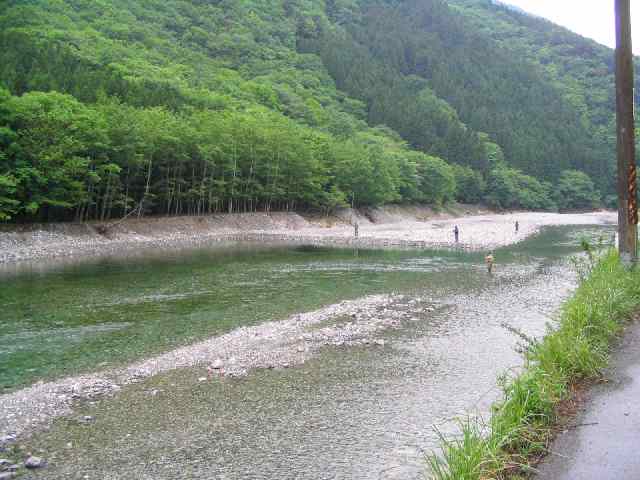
[0,0,616,222]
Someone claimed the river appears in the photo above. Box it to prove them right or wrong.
[1,225,612,479]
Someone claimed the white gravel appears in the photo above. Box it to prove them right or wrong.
[0,294,430,441]
[0,210,617,265]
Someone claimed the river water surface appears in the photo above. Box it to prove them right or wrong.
[1,226,612,479]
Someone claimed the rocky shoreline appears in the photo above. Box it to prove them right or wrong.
[0,208,616,266]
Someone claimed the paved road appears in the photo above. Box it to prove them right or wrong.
[537,321,640,479]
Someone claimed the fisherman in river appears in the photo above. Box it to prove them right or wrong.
[515,221,519,233]
[485,251,495,274]
[354,220,359,239]
[453,225,459,243]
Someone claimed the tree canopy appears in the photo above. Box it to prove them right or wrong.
[0,0,621,221]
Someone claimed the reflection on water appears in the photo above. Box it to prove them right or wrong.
[12,225,614,479]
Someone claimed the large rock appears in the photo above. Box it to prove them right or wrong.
[0,472,16,479]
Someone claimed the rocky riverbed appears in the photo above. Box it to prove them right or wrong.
[0,294,437,441]
[3,255,581,479]
[0,212,616,478]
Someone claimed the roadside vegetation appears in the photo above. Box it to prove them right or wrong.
[428,249,640,479]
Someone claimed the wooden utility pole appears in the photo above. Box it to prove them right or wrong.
[615,0,637,263]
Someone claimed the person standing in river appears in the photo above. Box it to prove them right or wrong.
[515,221,519,233]
[354,221,359,239]
[485,251,495,273]
[453,225,459,243]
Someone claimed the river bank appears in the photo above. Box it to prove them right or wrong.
[0,206,616,265]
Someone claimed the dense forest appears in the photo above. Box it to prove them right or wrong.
[0,0,620,222]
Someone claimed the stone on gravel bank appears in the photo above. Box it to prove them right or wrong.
[24,455,46,469]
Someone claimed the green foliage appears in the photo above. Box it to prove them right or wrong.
[449,0,624,193]
[0,173,19,220]
[429,419,503,480]
[414,153,456,205]
[452,164,485,204]
[485,166,556,211]
[429,251,640,479]
[329,140,402,207]
[0,0,622,221]
[0,91,109,220]
[555,169,601,211]
[306,0,617,191]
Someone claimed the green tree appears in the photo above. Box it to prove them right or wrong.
[555,169,601,210]
[452,164,485,204]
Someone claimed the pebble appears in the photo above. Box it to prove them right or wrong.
[24,456,46,469]
[197,377,207,382]
[211,359,223,369]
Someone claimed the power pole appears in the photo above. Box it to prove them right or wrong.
[615,0,637,263]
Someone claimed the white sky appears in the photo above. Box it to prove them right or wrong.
[501,0,640,54]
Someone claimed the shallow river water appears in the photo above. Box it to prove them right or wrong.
[2,226,612,479]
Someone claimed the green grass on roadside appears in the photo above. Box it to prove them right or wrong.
[428,250,640,479]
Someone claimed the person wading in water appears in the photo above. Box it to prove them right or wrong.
[354,220,359,239]
[453,225,459,243]
[515,221,519,233]
[485,251,495,273]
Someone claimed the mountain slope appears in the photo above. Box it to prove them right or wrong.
[449,0,624,187]
[0,0,618,221]
[307,0,620,187]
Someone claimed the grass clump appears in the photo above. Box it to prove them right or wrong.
[428,250,640,479]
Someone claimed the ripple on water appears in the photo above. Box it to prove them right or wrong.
[0,323,132,355]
